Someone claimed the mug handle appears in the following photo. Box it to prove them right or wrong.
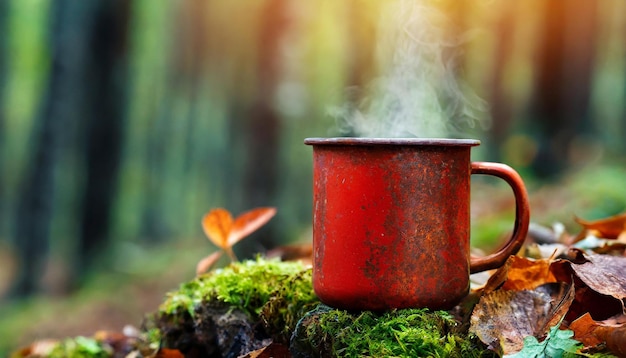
[469,162,530,274]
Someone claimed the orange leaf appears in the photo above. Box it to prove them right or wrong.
[202,208,233,249]
[196,251,223,276]
[228,207,277,247]
[569,312,626,356]
[575,212,626,240]
[569,313,604,347]
[501,256,557,291]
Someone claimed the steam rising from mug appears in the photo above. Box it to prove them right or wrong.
[329,0,489,138]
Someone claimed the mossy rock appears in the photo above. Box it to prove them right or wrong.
[148,258,319,357]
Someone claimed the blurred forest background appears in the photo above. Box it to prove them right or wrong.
[1,0,626,349]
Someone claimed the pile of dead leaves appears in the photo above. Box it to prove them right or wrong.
[467,212,626,356]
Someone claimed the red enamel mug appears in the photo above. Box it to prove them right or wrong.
[305,137,530,310]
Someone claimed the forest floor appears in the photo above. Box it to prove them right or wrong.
[0,242,202,355]
[1,163,626,356]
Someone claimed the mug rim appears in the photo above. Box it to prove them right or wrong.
[304,137,480,147]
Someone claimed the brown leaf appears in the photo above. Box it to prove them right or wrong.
[551,257,624,322]
[202,208,233,249]
[569,313,605,347]
[567,249,626,301]
[196,251,223,275]
[470,283,574,355]
[549,259,575,284]
[481,258,512,294]
[569,313,626,356]
[597,324,626,357]
[229,207,277,247]
[575,212,626,240]
[470,289,549,353]
[534,283,576,334]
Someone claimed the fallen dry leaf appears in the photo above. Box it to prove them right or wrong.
[569,313,626,356]
[567,249,626,301]
[482,256,557,293]
[569,313,605,347]
[470,283,574,355]
[535,283,577,335]
[550,256,625,322]
[575,212,626,241]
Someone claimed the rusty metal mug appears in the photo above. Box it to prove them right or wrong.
[305,138,530,310]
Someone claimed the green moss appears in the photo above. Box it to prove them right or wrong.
[159,257,317,320]
[47,337,110,358]
[144,327,162,349]
[293,305,494,358]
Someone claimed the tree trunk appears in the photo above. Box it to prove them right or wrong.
[0,0,7,239]
[11,0,130,296]
[11,0,89,297]
[76,0,130,276]
[529,0,598,177]
[487,1,517,161]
